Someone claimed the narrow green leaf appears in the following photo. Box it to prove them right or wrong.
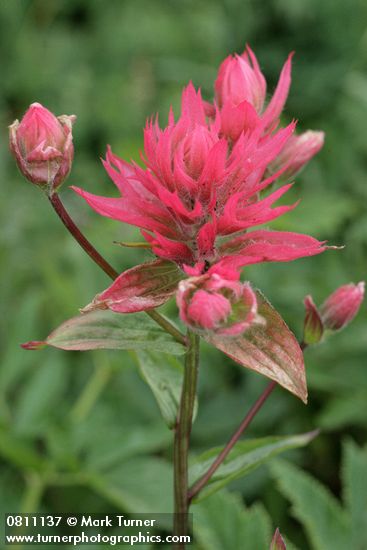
[13,356,68,436]
[23,310,185,356]
[342,440,367,547]
[134,351,189,428]
[269,459,351,550]
[189,431,317,501]
[317,391,367,430]
[0,426,48,472]
[204,291,307,402]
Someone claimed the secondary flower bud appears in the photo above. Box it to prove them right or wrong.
[303,295,324,345]
[270,528,286,550]
[320,282,365,331]
[9,103,76,192]
[177,273,258,336]
[215,47,266,111]
[270,130,324,179]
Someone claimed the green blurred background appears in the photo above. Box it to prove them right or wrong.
[1,1,367,548]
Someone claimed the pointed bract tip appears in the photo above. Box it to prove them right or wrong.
[21,340,47,350]
[270,528,287,550]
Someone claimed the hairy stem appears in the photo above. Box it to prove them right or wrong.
[48,192,186,346]
[173,330,200,548]
[188,380,276,503]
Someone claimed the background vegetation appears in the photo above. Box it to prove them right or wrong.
[1,1,367,548]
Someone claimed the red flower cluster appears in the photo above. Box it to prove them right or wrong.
[73,47,325,279]
[10,47,329,338]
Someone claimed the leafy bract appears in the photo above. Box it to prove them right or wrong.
[82,259,182,314]
[204,291,307,402]
[22,310,185,356]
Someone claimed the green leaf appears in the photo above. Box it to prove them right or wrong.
[134,350,197,428]
[342,440,367,547]
[24,310,185,355]
[0,472,23,540]
[269,459,351,550]
[13,356,68,437]
[317,391,367,430]
[85,423,171,470]
[204,291,307,402]
[192,489,272,550]
[87,457,173,528]
[189,431,317,501]
[0,426,48,472]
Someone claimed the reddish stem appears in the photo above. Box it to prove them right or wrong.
[188,341,309,503]
[188,380,277,502]
[49,193,119,279]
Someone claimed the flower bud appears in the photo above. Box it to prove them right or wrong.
[219,100,259,142]
[303,295,324,345]
[320,282,364,331]
[270,528,286,550]
[215,47,266,112]
[177,273,258,336]
[9,102,76,192]
[270,131,324,179]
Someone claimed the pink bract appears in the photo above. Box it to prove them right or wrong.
[177,273,259,336]
[269,130,325,180]
[73,47,326,276]
[320,282,365,331]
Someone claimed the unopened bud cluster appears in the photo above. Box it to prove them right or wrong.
[177,273,259,336]
[303,282,364,345]
[9,103,76,193]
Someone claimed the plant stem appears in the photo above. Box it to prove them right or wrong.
[188,380,277,503]
[48,192,186,346]
[49,192,119,280]
[188,341,310,503]
[173,330,200,548]
[148,309,187,346]
[20,472,45,513]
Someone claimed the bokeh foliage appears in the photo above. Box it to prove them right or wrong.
[1,0,367,547]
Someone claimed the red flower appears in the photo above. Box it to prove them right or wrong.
[73,48,327,280]
[73,73,325,274]
[9,103,76,191]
